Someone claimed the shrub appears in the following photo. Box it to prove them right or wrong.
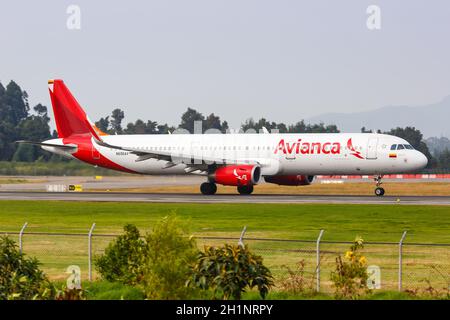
[189,244,274,300]
[143,216,199,299]
[0,236,54,300]
[95,217,200,299]
[84,281,145,300]
[95,224,147,285]
[330,236,370,299]
[279,260,315,295]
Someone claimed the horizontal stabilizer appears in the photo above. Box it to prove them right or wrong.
[16,140,77,150]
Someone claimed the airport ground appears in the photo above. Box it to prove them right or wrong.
[1,175,449,298]
[1,174,450,196]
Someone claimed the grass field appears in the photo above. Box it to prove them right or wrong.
[1,200,450,242]
[1,200,449,293]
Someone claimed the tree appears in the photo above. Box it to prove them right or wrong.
[0,236,53,300]
[241,118,286,133]
[2,81,29,126]
[179,108,204,133]
[13,104,52,161]
[110,108,125,134]
[204,113,229,133]
[95,116,110,133]
[437,148,450,169]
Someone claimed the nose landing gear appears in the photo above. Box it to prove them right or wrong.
[374,175,385,196]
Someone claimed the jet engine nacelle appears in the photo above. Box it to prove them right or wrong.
[211,165,261,186]
[264,175,315,186]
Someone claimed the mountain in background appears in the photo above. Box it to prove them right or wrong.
[307,95,450,138]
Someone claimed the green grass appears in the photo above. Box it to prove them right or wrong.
[83,281,145,300]
[1,201,449,293]
[0,201,449,243]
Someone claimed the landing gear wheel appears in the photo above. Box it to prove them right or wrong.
[200,182,217,195]
[237,185,254,195]
[375,187,385,196]
[373,175,385,197]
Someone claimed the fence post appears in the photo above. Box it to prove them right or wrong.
[88,223,96,281]
[238,226,247,248]
[316,229,325,292]
[398,231,407,291]
[19,222,28,254]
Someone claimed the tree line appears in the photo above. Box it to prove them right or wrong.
[1,80,449,169]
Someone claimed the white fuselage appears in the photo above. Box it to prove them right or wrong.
[46,132,428,176]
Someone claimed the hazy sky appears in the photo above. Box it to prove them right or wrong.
[1,1,449,129]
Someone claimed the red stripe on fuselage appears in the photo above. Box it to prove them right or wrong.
[63,135,137,174]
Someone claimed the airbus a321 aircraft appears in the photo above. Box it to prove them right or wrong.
[19,80,428,196]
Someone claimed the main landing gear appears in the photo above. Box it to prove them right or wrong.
[200,182,255,195]
[237,185,254,195]
[374,175,385,196]
[200,182,217,195]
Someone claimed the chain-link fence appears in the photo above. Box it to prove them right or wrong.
[2,224,450,294]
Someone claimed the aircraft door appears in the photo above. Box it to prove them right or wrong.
[366,137,378,160]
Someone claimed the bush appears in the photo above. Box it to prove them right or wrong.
[330,236,370,299]
[143,216,199,299]
[95,217,200,299]
[95,224,147,285]
[84,281,145,300]
[189,244,274,300]
[279,260,315,295]
[0,236,54,300]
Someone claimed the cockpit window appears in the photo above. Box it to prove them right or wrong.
[397,144,405,150]
[404,144,414,150]
[390,144,397,150]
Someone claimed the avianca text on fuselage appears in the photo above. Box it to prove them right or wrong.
[274,139,341,155]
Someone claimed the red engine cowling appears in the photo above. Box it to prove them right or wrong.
[264,175,314,186]
[212,165,261,186]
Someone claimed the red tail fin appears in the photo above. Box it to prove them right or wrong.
[48,79,101,140]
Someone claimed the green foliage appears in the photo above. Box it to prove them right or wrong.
[0,236,54,300]
[330,236,370,300]
[0,80,51,161]
[189,244,274,300]
[143,216,199,299]
[241,118,339,134]
[95,217,199,299]
[179,107,228,133]
[84,281,145,300]
[110,108,125,134]
[95,224,147,285]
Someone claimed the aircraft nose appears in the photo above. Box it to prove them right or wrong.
[415,151,428,169]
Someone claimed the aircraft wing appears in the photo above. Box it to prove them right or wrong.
[93,138,264,174]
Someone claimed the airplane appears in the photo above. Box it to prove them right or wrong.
[18,79,428,196]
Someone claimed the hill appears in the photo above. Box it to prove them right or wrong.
[307,95,450,138]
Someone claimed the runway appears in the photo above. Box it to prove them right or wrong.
[0,191,449,205]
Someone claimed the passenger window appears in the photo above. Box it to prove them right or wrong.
[390,144,397,150]
[397,144,405,150]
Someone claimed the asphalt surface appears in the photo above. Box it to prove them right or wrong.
[0,191,449,205]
